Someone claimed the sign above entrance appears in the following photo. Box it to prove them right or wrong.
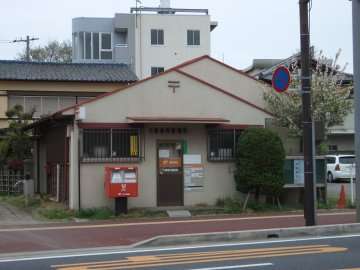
[272,66,291,93]
[159,158,182,168]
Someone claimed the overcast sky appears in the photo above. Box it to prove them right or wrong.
[0,0,353,71]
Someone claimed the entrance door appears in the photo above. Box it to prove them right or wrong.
[157,142,184,206]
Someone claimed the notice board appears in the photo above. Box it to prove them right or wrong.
[183,154,204,191]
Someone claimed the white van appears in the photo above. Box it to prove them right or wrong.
[326,155,356,183]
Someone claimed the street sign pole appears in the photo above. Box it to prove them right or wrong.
[299,0,317,226]
[352,0,360,222]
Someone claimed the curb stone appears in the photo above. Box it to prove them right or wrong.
[134,223,360,247]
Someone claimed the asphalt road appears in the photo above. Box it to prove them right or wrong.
[1,234,360,270]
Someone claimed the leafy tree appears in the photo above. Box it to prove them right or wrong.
[17,40,72,62]
[263,50,352,137]
[0,105,34,170]
[234,128,285,209]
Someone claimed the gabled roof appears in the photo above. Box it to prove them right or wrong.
[26,55,273,129]
[0,60,138,83]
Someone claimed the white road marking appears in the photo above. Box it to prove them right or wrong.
[187,263,273,270]
[0,233,359,263]
[0,211,355,233]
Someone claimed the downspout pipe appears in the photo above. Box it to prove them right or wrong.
[77,122,81,210]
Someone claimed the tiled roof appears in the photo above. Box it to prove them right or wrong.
[0,60,138,82]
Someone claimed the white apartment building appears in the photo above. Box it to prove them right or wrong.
[72,0,218,79]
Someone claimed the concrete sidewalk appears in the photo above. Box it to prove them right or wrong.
[0,211,356,255]
[0,202,41,226]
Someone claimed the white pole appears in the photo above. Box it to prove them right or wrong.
[56,164,60,202]
[351,163,354,205]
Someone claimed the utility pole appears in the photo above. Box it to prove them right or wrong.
[12,35,39,62]
[299,0,317,226]
[353,0,360,222]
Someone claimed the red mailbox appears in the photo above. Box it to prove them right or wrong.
[104,166,138,198]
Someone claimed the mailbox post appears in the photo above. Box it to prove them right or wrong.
[104,166,138,215]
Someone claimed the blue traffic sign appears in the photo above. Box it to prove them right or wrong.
[272,66,291,93]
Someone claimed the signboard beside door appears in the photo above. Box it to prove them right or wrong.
[184,154,204,191]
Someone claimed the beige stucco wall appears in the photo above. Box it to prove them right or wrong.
[80,125,238,209]
[180,58,269,109]
[0,92,7,118]
[0,92,8,128]
[79,71,270,125]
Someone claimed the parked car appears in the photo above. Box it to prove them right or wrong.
[326,154,356,183]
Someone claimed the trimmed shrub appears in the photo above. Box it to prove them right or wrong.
[234,128,285,208]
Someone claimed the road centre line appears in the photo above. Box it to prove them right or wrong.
[1,234,359,264]
[50,245,337,268]
[187,264,274,270]
[0,211,355,233]
[52,246,346,270]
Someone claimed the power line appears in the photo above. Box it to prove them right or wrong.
[12,36,39,61]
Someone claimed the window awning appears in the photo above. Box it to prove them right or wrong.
[126,116,230,124]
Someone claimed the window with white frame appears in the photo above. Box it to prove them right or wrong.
[187,30,200,46]
[77,32,113,60]
[100,33,112,59]
[151,29,164,45]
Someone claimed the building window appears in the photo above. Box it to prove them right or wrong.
[93,33,100,59]
[82,128,141,162]
[187,30,200,46]
[100,32,112,59]
[77,32,112,60]
[328,145,338,153]
[85,32,92,60]
[116,28,128,47]
[208,129,242,161]
[151,29,164,45]
[8,95,93,118]
[151,67,165,76]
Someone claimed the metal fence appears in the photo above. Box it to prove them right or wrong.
[0,168,24,195]
[81,128,141,162]
[207,129,242,161]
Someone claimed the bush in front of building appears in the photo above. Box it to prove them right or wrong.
[234,128,285,209]
[0,105,34,170]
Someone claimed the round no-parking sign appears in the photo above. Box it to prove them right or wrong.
[272,66,291,93]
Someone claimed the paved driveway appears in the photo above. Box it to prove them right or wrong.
[0,202,40,226]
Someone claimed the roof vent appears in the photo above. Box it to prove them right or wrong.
[159,0,171,8]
